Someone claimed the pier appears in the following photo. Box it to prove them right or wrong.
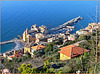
[49,16,83,33]
[0,38,23,45]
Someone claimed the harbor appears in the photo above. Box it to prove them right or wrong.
[1,38,25,55]
[49,16,83,33]
[1,16,83,45]
[1,16,83,55]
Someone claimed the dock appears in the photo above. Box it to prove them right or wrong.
[49,16,83,33]
[0,38,23,45]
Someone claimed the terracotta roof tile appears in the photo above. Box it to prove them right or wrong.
[8,55,15,58]
[60,44,75,50]
[8,54,21,58]
[58,45,89,58]
[31,45,46,50]
[58,48,72,57]
[71,46,89,57]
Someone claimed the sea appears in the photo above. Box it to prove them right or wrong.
[1,1,99,54]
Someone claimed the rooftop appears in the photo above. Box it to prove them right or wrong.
[60,44,75,50]
[31,45,46,50]
[58,44,89,58]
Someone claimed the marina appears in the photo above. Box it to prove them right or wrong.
[1,16,83,55]
[49,16,83,33]
[1,16,83,45]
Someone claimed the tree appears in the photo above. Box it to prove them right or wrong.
[26,52,31,58]
[55,38,63,45]
[78,35,86,40]
[45,60,50,66]
[85,34,91,40]
[58,69,63,73]
[54,52,60,59]
[79,43,89,49]
[31,68,37,73]
[18,63,34,73]
[21,56,27,62]
[43,65,48,72]
[44,43,53,52]
[48,68,54,73]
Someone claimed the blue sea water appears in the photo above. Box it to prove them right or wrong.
[1,1,99,54]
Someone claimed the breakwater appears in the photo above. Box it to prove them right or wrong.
[0,39,15,45]
[1,38,25,55]
[49,16,83,33]
[0,38,22,45]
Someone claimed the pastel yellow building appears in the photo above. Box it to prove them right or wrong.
[24,44,31,54]
[23,28,29,42]
[39,25,48,34]
[22,28,35,43]
[58,45,89,61]
[23,31,27,41]
[60,53,71,60]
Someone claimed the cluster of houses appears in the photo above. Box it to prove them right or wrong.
[2,22,100,61]
[22,24,48,43]
[76,22,99,35]
[2,49,23,60]
[1,22,100,74]
[58,22,100,61]
[58,44,89,60]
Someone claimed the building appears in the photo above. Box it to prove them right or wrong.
[24,44,31,54]
[31,24,39,31]
[58,44,89,61]
[98,22,100,26]
[66,31,70,34]
[76,29,89,35]
[85,25,92,30]
[88,23,98,28]
[7,55,15,60]
[47,37,53,43]
[22,28,36,43]
[7,54,21,60]
[31,45,46,57]
[22,28,29,42]
[35,37,47,43]
[3,50,14,58]
[58,33,67,39]
[63,39,68,44]
[47,36,59,43]
[35,33,44,39]
[85,23,99,32]
[39,25,48,34]
[87,23,99,30]
[2,69,10,74]
[68,34,76,41]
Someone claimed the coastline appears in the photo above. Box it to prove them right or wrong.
[1,16,83,54]
[1,38,25,55]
